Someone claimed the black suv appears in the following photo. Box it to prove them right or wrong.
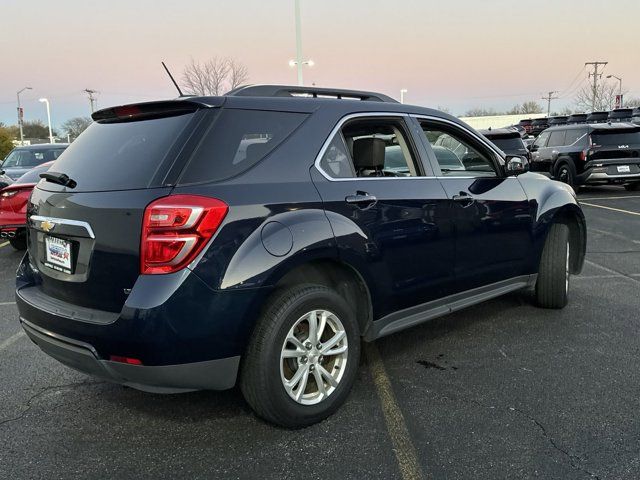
[530,122,640,190]
[608,108,634,123]
[16,85,586,427]
[479,128,530,160]
[548,116,568,127]
[633,107,640,125]
[586,111,609,123]
[567,113,588,125]
[530,117,549,136]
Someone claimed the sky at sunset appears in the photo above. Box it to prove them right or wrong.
[1,0,639,128]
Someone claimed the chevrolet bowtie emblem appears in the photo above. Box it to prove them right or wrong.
[40,220,56,233]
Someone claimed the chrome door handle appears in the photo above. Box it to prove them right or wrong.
[345,192,377,209]
[452,192,475,207]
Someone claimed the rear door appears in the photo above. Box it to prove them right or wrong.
[415,117,534,292]
[311,113,455,317]
[26,102,206,312]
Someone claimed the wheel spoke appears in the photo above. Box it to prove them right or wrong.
[317,311,328,341]
[295,367,310,401]
[285,364,308,392]
[281,348,305,359]
[320,330,346,353]
[313,367,326,399]
[286,335,305,351]
[323,344,347,357]
[307,311,319,344]
[318,364,338,388]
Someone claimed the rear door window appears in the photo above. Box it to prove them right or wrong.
[45,112,196,192]
[547,130,566,147]
[564,129,587,146]
[179,109,308,184]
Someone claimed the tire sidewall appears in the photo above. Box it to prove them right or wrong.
[555,160,577,188]
[258,286,360,424]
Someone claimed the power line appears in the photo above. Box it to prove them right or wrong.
[83,89,99,113]
[558,66,587,96]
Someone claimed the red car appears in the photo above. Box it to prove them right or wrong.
[0,161,53,250]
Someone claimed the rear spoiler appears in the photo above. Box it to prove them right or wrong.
[92,100,214,122]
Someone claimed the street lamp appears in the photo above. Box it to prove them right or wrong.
[606,75,623,107]
[39,98,54,144]
[400,89,408,104]
[16,87,32,146]
[291,0,314,86]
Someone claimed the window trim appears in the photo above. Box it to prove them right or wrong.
[314,112,433,181]
[412,115,506,178]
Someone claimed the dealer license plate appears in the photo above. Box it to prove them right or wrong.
[617,165,631,173]
[44,236,73,273]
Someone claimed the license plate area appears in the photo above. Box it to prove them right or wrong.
[44,236,74,274]
[617,165,631,173]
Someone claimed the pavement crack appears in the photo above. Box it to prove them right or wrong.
[0,379,106,428]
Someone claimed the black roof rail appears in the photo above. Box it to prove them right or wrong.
[226,84,398,103]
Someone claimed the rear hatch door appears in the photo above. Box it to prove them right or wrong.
[26,101,212,313]
[588,126,640,175]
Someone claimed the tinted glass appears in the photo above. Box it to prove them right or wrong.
[488,136,525,151]
[591,130,640,146]
[49,113,195,192]
[533,131,550,147]
[15,163,52,184]
[180,109,307,184]
[547,130,566,147]
[319,134,354,178]
[2,147,65,168]
[422,125,496,177]
[564,129,587,145]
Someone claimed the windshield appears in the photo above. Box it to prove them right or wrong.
[487,136,525,151]
[2,147,65,168]
[591,130,640,146]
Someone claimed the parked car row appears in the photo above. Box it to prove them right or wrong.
[10,85,586,428]
[518,107,640,137]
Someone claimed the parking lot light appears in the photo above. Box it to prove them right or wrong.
[38,98,54,144]
[606,75,623,107]
[16,87,32,146]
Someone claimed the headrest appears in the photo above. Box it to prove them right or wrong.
[353,138,385,170]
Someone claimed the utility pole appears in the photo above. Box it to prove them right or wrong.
[294,0,303,86]
[84,89,98,113]
[541,91,559,116]
[585,61,607,111]
[16,87,32,146]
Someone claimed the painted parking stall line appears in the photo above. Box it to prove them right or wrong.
[581,202,640,217]
[0,331,24,352]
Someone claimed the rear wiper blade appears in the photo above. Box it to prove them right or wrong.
[40,171,77,189]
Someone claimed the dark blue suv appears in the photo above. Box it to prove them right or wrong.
[16,85,586,427]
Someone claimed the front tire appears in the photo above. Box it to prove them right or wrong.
[240,284,360,428]
[535,223,570,309]
[624,182,640,192]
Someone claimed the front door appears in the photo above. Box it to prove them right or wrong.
[311,114,455,318]
[415,117,534,293]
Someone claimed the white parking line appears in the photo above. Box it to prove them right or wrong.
[0,331,24,351]
[0,241,9,248]
[589,228,640,245]
[581,202,640,217]
[0,301,16,306]
[585,260,640,284]
[580,195,640,201]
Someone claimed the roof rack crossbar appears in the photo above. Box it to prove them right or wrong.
[226,85,398,103]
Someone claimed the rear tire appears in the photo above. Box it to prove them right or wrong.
[240,284,360,428]
[624,182,640,192]
[9,235,26,251]
[535,223,570,309]
[555,161,578,190]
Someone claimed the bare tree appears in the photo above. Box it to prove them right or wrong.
[574,81,625,112]
[181,57,249,96]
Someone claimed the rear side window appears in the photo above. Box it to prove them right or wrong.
[591,130,640,146]
[488,136,525,151]
[564,129,586,146]
[179,109,307,184]
[547,130,566,147]
[48,113,195,192]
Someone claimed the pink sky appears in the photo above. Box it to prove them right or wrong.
[1,0,639,127]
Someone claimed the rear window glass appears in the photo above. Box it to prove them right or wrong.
[591,130,640,146]
[179,109,307,184]
[487,136,524,151]
[3,148,65,168]
[48,113,195,191]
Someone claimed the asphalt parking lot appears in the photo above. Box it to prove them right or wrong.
[1,186,639,480]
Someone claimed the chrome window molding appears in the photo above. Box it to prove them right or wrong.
[313,112,436,182]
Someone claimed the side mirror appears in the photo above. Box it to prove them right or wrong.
[505,155,529,175]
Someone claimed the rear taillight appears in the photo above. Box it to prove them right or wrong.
[140,195,228,275]
[580,149,588,161]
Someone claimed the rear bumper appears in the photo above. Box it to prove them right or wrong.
[579,159,640,184]
[21,318,239,392]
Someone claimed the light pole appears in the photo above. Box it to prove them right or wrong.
[16,87,32,146]
[606,75,623,107]
[400,89,408,104]
[39,98,54,144]
[291,0,314,86]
